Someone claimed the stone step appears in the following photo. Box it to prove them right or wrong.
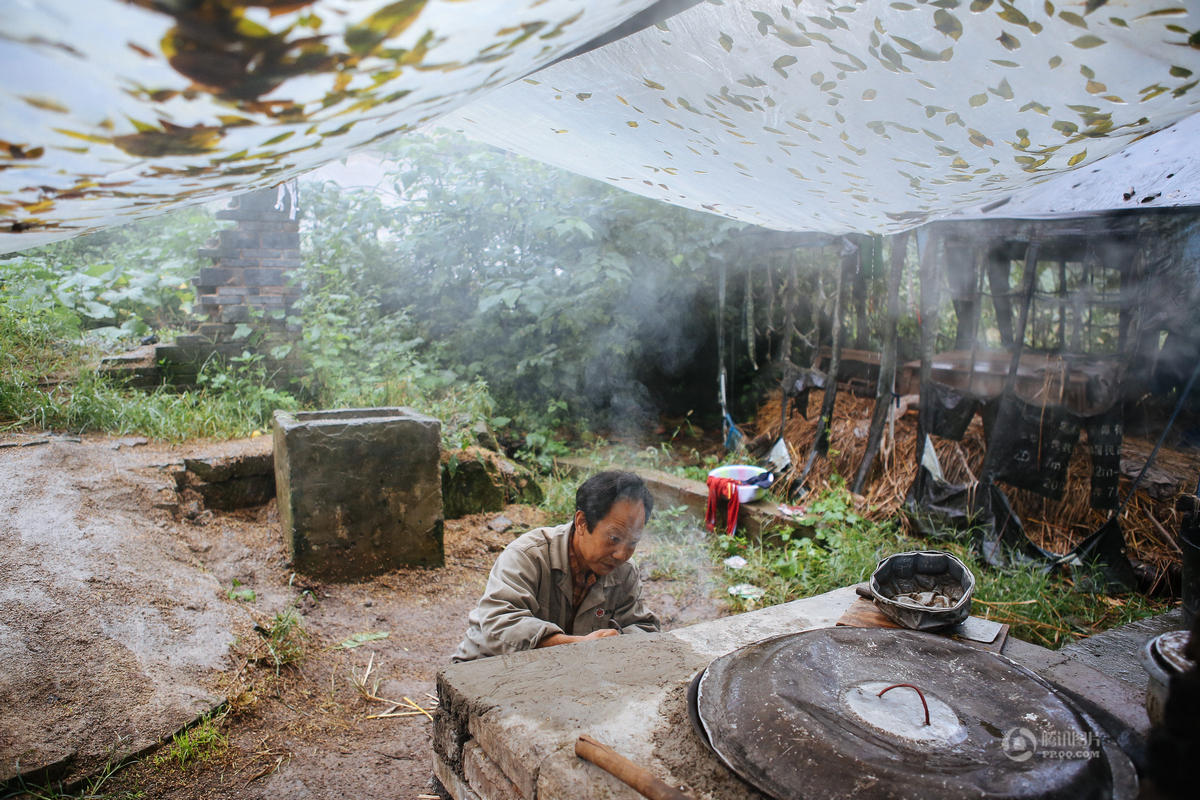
[553,455,810,540]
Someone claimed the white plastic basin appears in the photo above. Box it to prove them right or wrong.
[708,464,771,504]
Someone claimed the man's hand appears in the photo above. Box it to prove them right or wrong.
[536,629,619,649]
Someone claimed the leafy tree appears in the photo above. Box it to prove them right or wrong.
[0,207,222,342]
[297,130,749,434]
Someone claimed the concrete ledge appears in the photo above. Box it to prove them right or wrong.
[554,456,811,540]
[434,585,1166,799]
[1058,607,1185,693]
[434,587,858,799]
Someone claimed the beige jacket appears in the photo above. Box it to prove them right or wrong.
[452,522,660,662]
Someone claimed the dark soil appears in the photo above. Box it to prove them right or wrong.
[0,434,725,799]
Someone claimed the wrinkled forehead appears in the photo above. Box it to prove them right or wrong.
[594,498,646,539]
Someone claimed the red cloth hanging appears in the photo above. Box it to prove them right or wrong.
[706,476,742,535]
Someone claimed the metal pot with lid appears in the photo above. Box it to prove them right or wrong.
[870,550,975,631]
[688,627,1136,800]
[1139,629,1197,727]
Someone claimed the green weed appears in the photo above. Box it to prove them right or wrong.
[255,608,307,674]
[716,483,1168,648]
[152,714,227,771]
[537,468,578,520]
[942,542,1166,649]
[0,348,298,440]
[716,486,906,610]
[1,754,143,800]
[641,505,710,583]
[226,578,256,603]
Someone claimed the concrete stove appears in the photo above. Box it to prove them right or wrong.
[433,587,1159,800]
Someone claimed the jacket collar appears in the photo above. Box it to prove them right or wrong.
[549,521,572,575]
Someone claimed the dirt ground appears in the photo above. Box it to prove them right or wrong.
[0,434,725,799]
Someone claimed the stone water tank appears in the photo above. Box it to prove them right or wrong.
[273,407,444,580]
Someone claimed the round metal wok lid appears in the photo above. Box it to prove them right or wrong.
[691,627,1135,800]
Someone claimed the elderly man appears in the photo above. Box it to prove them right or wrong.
[452,471,660,662]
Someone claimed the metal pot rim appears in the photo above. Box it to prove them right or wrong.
[870,550,976,630]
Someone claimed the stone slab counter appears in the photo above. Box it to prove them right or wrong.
[434,588,854,800]
[434,586,1157,800]
[554,455,813,540]
[273,407,443,580]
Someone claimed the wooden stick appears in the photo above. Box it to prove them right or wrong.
[403,696,434,721]
[853,230,908,494]
[575,735,694,800]
[798,237,854,488]
[914,225,942,469]
[974,598,1037,606]
[1145,509,1184,555]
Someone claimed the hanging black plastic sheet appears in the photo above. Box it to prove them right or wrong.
[905,457,1050,566]
[925,381,980,440]
[904,443,1137,592]
[981,396,1081,501]
[1084,404,1124,511]
[787,367,827,420]
[979,394,1123,510]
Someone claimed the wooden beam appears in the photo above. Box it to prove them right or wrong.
[852,231,909,494]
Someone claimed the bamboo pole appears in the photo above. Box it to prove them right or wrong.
[965,242,986,396]
[914,225,942,465]
[717,262,728,444]
[852,230,909,494]
[798,238,854,487]
[777,253,799,440]
[986,248,1015,347]
[1058,258,1067,352]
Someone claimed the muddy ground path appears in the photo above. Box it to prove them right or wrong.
[0,434,725,799]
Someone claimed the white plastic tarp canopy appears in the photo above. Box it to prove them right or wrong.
[445,0,1200,234]
[947,103,1200,219]
[0,0,658,253]
[2,0,1200,253]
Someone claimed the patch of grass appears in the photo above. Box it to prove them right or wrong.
[568,439,736,484]
[2,755,143,800]
[639,505,717,607]
[948,543,1167,649]
[255,608,307,674]
[716,487,905,609]
[2,281,298,441]
[641,505,710,582]
[152,714,227,771]
[1,350,298,441]
[715,483,1169,649]
[537,468,578,521]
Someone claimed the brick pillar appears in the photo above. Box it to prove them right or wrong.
[196,186,301,331]
[150,185,305,383]
[101,185,304,389]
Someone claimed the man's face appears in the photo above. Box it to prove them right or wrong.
[573,497,645,576]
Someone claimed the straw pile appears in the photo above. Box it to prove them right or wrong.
[752,390,1190,581]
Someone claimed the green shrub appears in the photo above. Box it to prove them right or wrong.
[716,483,1167,648]
[153,714,227,771]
